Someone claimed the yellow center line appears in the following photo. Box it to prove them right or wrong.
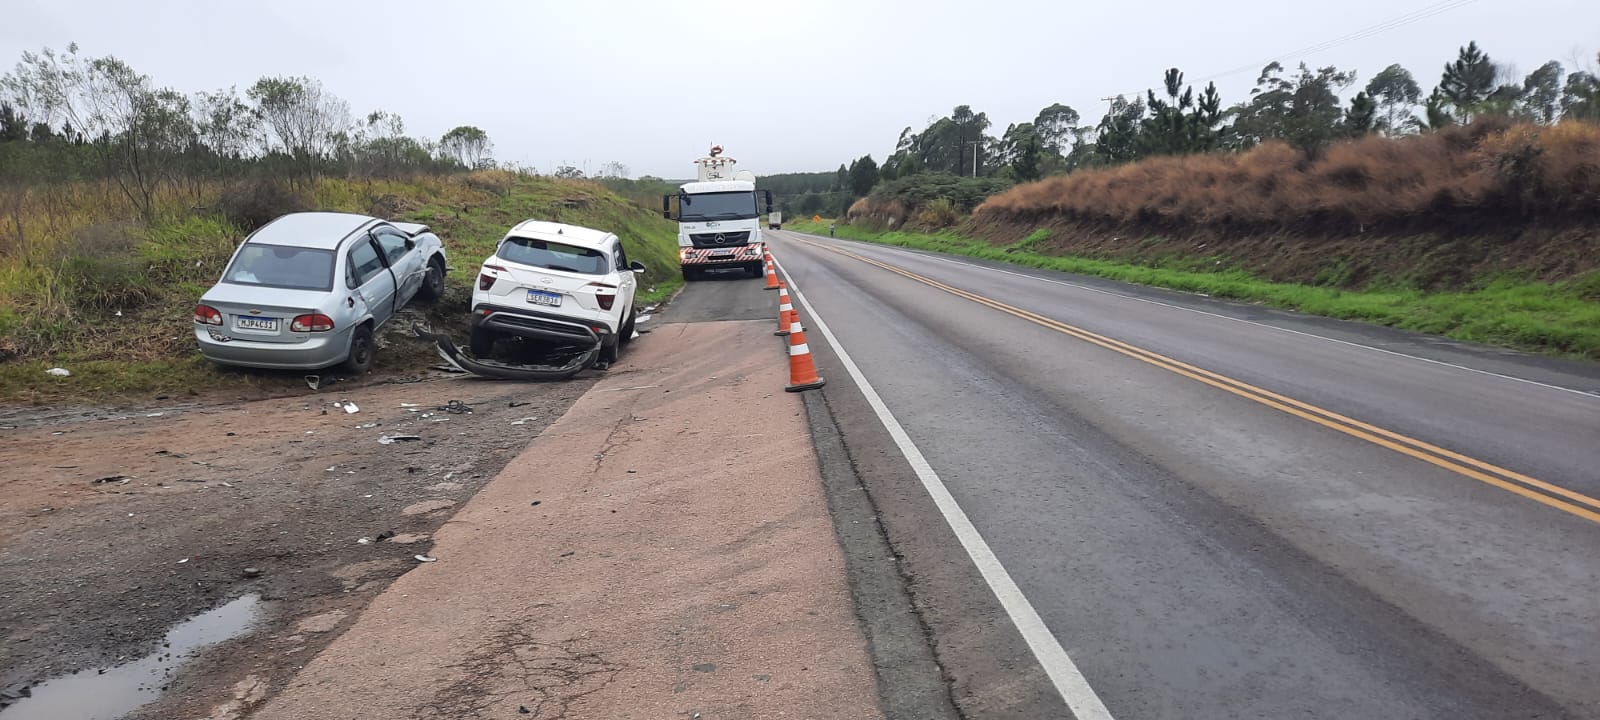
[795,237,1600,525]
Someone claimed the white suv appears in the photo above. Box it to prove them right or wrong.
[470,220,645,367]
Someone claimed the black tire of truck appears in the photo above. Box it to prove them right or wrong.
[747,262,764,278]
[681,266,699,281]
[469,326,498,358]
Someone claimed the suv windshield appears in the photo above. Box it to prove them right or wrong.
[498,237,609,274]
[679,191,757,222]
[222,244,335,291]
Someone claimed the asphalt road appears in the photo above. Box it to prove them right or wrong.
[756,230,1600,720]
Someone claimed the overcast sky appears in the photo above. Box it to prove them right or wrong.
[3,0,1596,178]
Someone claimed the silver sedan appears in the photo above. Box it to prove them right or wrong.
[194,212,447,372]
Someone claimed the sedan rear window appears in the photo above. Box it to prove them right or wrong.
[223,244,335,291]
[497,238,609,275]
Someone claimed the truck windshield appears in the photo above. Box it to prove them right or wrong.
[679,191,757,222]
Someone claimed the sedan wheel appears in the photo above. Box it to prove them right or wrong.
[417,258,445,301]
[339,325,375,374]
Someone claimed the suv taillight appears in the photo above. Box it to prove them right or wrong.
[291,314,334,332]
[194,305,222,326]
[479,265,505,291]
[588,282,617,311]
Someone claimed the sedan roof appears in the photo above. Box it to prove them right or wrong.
[250,212,381,250]
[506,220,615,249]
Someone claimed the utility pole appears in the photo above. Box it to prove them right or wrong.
[965,139,981,178]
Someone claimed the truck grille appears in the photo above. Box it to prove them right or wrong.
[689,231,751,247]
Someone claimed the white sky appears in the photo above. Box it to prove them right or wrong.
[3,0,1596,177]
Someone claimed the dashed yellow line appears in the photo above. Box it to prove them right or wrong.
[797,237,1600,526]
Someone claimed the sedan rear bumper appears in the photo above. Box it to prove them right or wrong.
[195,325,352,369]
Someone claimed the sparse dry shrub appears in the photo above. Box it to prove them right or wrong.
[463,169,515,196]
[217,181,311,232]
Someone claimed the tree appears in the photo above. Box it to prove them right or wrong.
[1033,103,1080,156]
[950,105,991,176]
[553,165,584,179]
[833,163,847,191]
[439,125,493,168]
[1438,41,1499,122]
[1563,60,1600,121]
[246,75,351,164]
[1229,62,1353,156]
[1424,88,1455,129]
[0,104,27,142]
[1345,92,1377,137]
[1190,82,1226,152]
[597,161,629,178]
[1518,61,1563,124]
[1141,68,1196,156]
[847,154,879,196]
[1094,95,1146,164]
[1365,64,1422,135]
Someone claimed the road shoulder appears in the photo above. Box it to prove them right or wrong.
[244,320,883,720]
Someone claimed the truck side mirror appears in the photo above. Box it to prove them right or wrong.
[661,195,671,219]
[763,189,774,213]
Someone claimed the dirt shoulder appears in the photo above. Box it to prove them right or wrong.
[0,367,597,717]
[245,320,884,720]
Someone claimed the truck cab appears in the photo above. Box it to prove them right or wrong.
[663,149,773,281]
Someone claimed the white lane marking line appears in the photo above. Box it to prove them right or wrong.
[774,255,1116,720]
[803,233,1598,400]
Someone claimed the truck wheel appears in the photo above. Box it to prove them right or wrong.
[339,325,375,375]
[747,263,764,279]
[469,327,498,358]
[681,267,698,281]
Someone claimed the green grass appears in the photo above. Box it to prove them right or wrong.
[1,173,683,403]
[786,219,1600,360]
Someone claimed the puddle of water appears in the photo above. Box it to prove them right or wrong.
[0,594,264,720]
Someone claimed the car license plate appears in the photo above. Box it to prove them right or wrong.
[527,290,562,307]
[235,317,278,331]
[710,248,734,256]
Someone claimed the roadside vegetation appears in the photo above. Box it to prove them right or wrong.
[788,218,1600,360]
[779,40,1600,360]
[0,44,679,402]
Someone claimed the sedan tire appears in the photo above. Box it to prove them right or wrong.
[339,325,375,375]
[417,257,445,301]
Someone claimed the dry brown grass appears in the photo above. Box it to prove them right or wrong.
[976,118,1600,232]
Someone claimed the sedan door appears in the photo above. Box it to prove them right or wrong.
[373,226,425,306]
[346,235,398,327]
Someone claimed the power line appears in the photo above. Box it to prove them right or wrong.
[1103,0,1478,99]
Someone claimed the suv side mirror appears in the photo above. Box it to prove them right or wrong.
[629,261,646,274]
[404,237,415,251]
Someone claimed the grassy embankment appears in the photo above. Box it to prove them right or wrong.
[821,119,1600,359]
[0,171,683,402]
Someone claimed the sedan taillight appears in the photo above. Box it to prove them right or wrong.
[194,305,223,326]
[291,314,335,332]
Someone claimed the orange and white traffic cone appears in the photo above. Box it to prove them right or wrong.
[763,256,780,290]
[784,318,825,392]
[775,284,795,336]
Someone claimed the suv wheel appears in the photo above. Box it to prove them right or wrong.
[620,311,636,346]
[469,327,498,358]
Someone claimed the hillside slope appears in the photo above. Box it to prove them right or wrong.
[0,171,682,401]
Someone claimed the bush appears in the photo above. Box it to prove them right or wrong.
[55,223,157,311]
[216,181,310,232]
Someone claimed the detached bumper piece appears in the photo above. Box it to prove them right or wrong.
[414,328,598,381]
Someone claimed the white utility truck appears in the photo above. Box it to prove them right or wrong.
[768,211,783,230]
[662,146,773,281]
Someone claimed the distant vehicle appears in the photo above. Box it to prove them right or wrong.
[768,211,782,230]
[469,220,645,368]
[194,212,447,372]
[663,145,773,281]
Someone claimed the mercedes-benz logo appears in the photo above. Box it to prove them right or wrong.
[713,234,727,244]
